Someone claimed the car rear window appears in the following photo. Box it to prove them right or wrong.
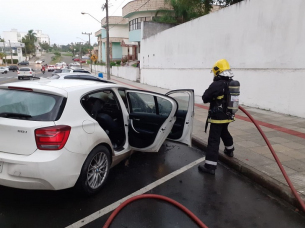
[0,89,66,121]
[19,68,30,71]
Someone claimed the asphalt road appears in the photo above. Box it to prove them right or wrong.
[0,141,303,228]
[0,57,305,227]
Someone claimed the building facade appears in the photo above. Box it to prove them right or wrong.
[95,0,172,63]
[2,29,50,45]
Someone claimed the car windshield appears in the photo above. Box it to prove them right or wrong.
[0,89,66,121]
[19,68,30,71]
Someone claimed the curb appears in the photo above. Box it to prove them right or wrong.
[192,135,305,211]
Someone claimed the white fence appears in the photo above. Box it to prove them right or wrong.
[91,65,139,82]
[140,0,305,118]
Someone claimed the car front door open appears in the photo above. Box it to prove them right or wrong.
[165,90,194,146]
[125,90,178,152]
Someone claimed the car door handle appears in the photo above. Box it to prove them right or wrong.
[131,120,140,133]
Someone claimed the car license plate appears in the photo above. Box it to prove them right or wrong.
[0,162,3,173]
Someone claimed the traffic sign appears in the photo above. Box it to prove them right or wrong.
[91,54,97,62]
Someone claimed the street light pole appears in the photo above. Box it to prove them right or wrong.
[3,41,7,66]
[82,32,92,73]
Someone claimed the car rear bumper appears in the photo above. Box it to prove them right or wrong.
[0,148,86,190]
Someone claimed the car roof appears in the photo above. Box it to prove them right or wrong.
[0,80,121,98]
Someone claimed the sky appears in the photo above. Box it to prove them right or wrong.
[1,0,133,45]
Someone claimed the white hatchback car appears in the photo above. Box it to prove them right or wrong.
[17,67,36,80]
[0,79,194,194]
[0,67,9,74]
[35,60,43,64]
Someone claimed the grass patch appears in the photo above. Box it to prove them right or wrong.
[51,55,62,64]
[63,53,73,56]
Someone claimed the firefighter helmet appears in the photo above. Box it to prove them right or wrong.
[212,59,234,77]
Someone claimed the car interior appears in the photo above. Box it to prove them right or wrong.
[81,90,126,151]
[125,91,174,148]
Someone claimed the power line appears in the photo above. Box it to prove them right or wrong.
[110,0,128,16]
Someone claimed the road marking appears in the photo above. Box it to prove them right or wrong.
[66,156,205,228]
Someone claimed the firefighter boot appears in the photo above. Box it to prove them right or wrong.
[224,147,234,157]
[198,165,215,175]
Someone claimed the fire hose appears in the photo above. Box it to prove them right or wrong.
[103,106,305,228]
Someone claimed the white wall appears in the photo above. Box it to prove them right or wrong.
[112,66,139,81]
[110,25,129,38]
[140,0,305,118]
[2,31,18,42]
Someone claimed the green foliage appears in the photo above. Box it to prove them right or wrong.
[0,52,6,59]
[110,62,116,68]
[154,0,213,24]
[54,52,61,56]
[39,42,50,52]
[63,53,73,56]
[3,59,18,64]
[116,60,121,65]
[213,0,244,6]
[154,0,244,24]
[22,30,37,55]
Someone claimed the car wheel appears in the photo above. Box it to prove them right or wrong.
[18,76,21,80]
[76,145,111,195]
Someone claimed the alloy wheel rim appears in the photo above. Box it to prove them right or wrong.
[87,152,108,189]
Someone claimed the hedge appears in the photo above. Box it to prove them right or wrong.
[2,59,19,64]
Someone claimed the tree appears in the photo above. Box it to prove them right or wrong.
[22,30,37,55]
[213,0,244,6]
[154,0,244,24]
[40,42,50,52]
[154,0,214,24]
[0,37,4,42]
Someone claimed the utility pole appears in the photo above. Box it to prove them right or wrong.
[3,41,7,66]
[102,0,110,80]
[24,43,27,61]
[79,42,83,68]
[82,32,92,73]
[8,40,13,64]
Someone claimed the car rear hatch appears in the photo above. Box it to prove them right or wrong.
[0,87,67,155]
[19,68,31,76]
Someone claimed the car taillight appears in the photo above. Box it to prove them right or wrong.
[30,71,32,74]
[17,71,20,74]
[35,125,71,150]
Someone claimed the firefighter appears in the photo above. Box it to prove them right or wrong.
[198,59,237,175]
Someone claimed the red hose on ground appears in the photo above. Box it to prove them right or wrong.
[238,106,305,212]
[103,194,208,228]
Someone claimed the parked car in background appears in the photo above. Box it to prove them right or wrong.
[70,62,80,66]
[18,61,29,66]
[47,65,55,72]
[79,60,86,63]
[0,67,9,74]
[51,68,71,75]
[9,65,19,72]
[17,67,36,79]
[0,79,193,194]
[73,58,80,62]
[35,60,43,64]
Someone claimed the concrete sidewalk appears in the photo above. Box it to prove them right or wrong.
[104,74,305,208]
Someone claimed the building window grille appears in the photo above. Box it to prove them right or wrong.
[129,17,151,31]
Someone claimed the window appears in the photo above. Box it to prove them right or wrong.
[118,89,128,109]
[168,92,189,111]
[129,17,151,31]
[128,93,156,114]
[127,92,172,117]
[157,97,172,117]
[0,89,66,121]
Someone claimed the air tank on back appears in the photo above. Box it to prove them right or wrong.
[227,80,240,116]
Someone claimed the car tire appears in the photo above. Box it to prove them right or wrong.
[18,76,21,80]
[76,145,111,195]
